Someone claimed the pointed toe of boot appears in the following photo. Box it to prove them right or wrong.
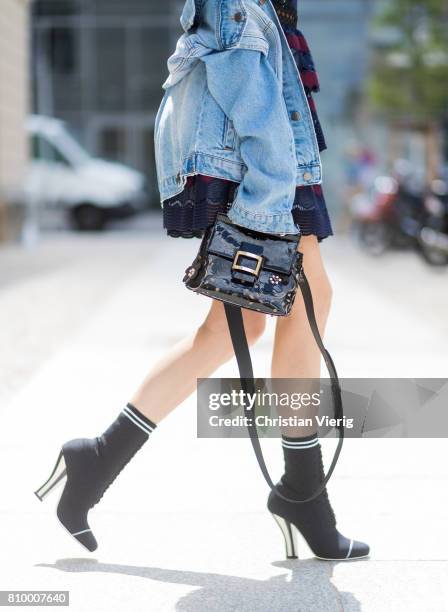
[56,490,98,552]
[347,539,370,560]
[56,506,98,552]
[71,528,98,552]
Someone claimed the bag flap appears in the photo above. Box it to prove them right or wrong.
[207,217,298,274]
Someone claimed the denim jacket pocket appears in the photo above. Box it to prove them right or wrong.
[237,0,273,57]
[218,0,248,49]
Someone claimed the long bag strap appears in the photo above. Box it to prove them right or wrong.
[223,271,344,504]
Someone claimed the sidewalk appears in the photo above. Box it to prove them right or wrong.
[1,224,447,611]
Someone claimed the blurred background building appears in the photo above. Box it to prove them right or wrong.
[0,0,446,242]
[0,0,30,242]
[31,0,184,207]
[30,0,382,211]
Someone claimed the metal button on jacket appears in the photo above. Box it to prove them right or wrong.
[291,111,301,121]
[234,12,244,22]
[303,172,313,181]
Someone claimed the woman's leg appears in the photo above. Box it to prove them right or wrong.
[272,235,332,380]
[37,298,266,551]
[271,235,332,437]
[130,299,266,423]
[268,236,369,560]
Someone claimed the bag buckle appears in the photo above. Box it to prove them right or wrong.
[232,250,263,277]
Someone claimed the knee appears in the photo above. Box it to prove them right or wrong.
[242,311,266,345]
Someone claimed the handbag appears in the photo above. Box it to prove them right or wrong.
[183,213,344,503]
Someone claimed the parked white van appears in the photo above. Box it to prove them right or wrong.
[25,115,147,230]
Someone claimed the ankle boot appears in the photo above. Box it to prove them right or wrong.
[34,403,156,551]
[267,434,369,561]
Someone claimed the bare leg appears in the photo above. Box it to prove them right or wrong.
[267,237,369,560]
[130,299,266,423]
[271,235,333,436]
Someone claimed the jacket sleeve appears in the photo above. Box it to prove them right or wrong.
[201,47,299,235]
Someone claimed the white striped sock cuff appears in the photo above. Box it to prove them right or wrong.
[281,434,319,450]
[122,403,157,436]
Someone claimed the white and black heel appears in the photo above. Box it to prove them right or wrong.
[33,404,156,553]
[268,436,370,561]
[271,513,298,559]
[34,439,103,552]
[33,443,98,551]
[34,450,67,501]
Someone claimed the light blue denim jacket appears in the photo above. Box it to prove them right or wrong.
[154,0,322,234]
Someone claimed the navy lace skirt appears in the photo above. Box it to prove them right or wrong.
[162,25,334,242]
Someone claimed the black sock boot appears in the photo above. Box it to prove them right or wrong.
[34,403,157,552]
[267,433,369,560]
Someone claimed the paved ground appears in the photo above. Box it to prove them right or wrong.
[1,214,447,611]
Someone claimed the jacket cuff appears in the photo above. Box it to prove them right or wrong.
[296,164,322,186]
[227,203,300,235]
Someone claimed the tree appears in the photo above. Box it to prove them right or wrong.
[369,0,448,177]
[370,0,448,121]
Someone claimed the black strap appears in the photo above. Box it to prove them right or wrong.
[224,270,344,504]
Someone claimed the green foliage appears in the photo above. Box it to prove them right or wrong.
[369,0,448,122]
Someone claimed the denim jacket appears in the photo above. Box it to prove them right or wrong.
[154,0,322,234]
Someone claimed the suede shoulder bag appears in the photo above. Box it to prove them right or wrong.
[183,213,344,503]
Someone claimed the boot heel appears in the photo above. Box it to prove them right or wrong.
[271,513,298,559]
[34,450,67,501]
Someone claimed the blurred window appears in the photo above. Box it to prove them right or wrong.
[98,127,126,162]
[46,27,77,74]
[31,135,71,166]
[95,28,126,111]
[91,0,171,16]
[35,26,82,111]
[134,26,171,111]
[142,127,159,202]
[143,128,155,172]
[61,125,91,165]
[33,0,80,17]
